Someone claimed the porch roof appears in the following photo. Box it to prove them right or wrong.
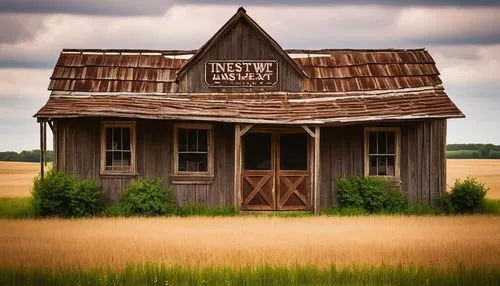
[35,86,464,124]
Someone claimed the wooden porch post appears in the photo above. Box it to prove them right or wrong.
[234,123,241,211]
[39,121,45,180]
[314,126,321,215]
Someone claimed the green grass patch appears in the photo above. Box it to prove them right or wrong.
[479,199,500,215]
[0,197,37,218]
[1,264,499,286]
[242,211,313,217]
[177,205,238,217]
[321,207,369,216]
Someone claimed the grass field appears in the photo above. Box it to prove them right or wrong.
[0,162,40,197]
[1,216,499,270]
[446,159,500,199]
[0,161,499,284]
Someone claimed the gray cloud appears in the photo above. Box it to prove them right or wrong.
[0,14,45,43]
[0,0,175,16]
[0,0,499,16]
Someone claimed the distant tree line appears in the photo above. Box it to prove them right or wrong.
[0,150,54,162]
[446,144,500,159]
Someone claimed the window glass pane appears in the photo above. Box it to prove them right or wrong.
[378,156,387,175]
[122,128,131,151]
[198,129,208,152]
[387,132,395,154]
[178,129,187,152]
[113,151,122,165]
[105,128,112,150]
[105,151,112,167]
[112,128,121,150]
[122,151,131,167]
[187,129,197,152]
[280,133,307,170]
[243,133,272,170]
[369,132,377,154]
[387,156,395,176]
[378,131,387,154]
[369,156,377,176]
[179,153,207,172]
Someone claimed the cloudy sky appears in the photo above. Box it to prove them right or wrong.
[0,0,499,151]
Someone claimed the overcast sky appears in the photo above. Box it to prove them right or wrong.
[0,0,499,151]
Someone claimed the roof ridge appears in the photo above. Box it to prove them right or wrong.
[62,48,427,55]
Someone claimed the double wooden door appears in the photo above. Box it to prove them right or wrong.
[241,130,312,211]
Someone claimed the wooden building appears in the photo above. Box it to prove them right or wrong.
[35,8,464,213]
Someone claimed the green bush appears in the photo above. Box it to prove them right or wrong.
[32,170,103,217]
[119,179,177,216]
[445,176,488,214]
[69,180,103,217]
[336,177,363,208]
[336,176,407,213]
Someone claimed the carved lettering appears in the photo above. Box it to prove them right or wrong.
[205,60,278,87]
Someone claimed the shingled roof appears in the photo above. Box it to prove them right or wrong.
[48,48,441,93]
[36,7,464,124]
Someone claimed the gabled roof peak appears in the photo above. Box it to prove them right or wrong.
[237,7,247,14]
[175,7,307,80]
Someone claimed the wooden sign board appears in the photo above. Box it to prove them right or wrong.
[205,60,278,87]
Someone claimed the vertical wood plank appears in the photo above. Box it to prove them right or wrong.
[39,122,44,180]
[234,123,241,211]
[314,126,321,215]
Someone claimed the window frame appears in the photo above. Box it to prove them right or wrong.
[363,127,400,178]
[172,123,214,184]
[100,121,137,176]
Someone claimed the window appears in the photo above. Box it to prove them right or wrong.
[364,127,400,177]
[173,124,214,183]
[100,122,136,175]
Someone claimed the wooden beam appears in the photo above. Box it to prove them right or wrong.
[43,121,47,167]
[239,124,254,137]
[53,120,57,171]
[234,123,242,212]
[301,125,316,138]
[39,122,45,180]
[47,120,54,132]
[313,126,321,215]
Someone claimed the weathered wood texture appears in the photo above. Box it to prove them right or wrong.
[319,119,447,207]
[54,118,234,206]
[178,21,303,93]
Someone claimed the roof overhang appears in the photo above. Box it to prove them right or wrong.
[35,86,465,125]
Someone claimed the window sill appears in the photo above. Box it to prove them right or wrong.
[170,174,214,185]
[100,172,139,178]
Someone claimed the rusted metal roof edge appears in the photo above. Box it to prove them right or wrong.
[33,112,465,123]
[50,85,445,98]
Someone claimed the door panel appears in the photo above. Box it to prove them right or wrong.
[277,132,311,210]
[277,171,311,210]
[241,171,275,210]
[241,130,312,211]
[241,132,275,210]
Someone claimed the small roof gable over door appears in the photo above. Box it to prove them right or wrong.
[175,7,306,81]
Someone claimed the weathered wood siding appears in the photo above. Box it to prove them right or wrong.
[319,119,447,207]
[54,118,234,206]
[178,21,303,93]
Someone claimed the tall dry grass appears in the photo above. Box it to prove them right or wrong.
[447,159,500,199]
[0,162,40,197]
[1,216,499,270]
